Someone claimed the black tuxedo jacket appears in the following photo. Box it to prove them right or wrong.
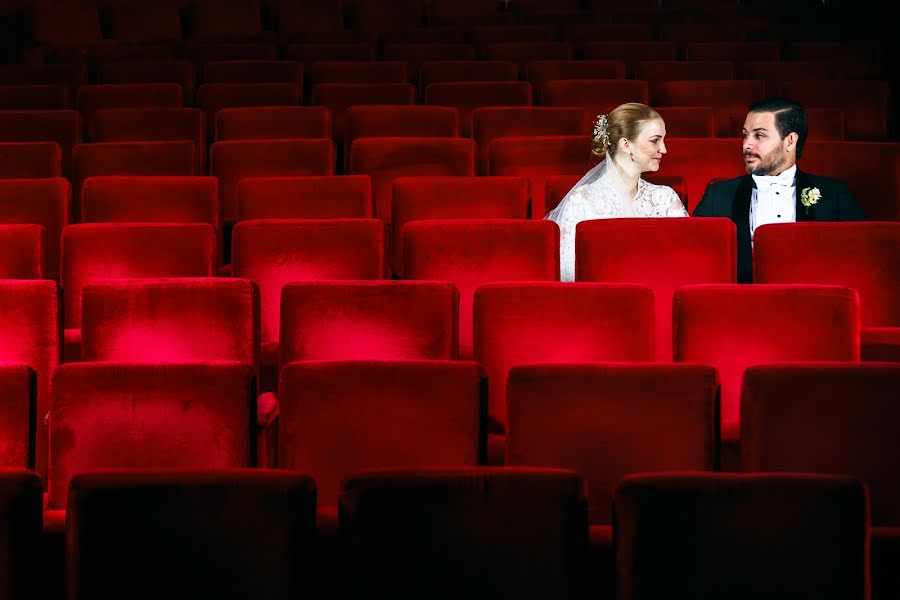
[693,170,866,283]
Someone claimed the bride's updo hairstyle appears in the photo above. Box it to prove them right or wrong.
[591,102,662,159]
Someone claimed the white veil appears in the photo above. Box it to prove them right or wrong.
[544,158,608,221]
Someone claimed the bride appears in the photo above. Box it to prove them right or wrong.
[546,102,688,282]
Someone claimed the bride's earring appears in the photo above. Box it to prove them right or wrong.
[629,152,635,162]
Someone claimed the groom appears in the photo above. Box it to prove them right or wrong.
[693,97,866,283]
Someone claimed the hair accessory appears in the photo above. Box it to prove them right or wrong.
[592,114,610,148]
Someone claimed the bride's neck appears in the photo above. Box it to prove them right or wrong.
[610,153,641,198]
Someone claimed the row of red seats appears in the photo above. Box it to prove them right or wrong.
[0,467,879,600]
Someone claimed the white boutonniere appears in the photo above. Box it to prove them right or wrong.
[800,187,821,214]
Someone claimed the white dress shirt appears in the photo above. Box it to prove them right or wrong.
[750,165,797,239]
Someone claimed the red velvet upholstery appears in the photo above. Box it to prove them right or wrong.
[184,42,278,63]
[801,141,900,222]
[197,83,301,135]
[48,362,257,509]
[278,361,485,506]
[685,41,781,63]
[420,60,518,91]
[673,284,860,439]
[339,467,589,598]
[237,175,372,221]
[0,469,42,599]
[469,25,555,45]
[0,142,61,179]
[659,23,751,44]
[577,218,737,361]
[0,178,68,277]
[188,0,263,39]
[0,85,69,110]
[653,106,715,138]
[664,138,747,210]
[741,61,840,96]
[392,176,529,275]
[273,0,344,34]
[353,0,423,32]
[472,107,585,174]
[488,135,593,217]
[784,80,890,141]
[615,473,869,600]
[279,281,458,367]
[283,43,374,66]
[95,61,194,104]
[526,60,626,102]
[66,469,316,600]
[107,5,183,42]
[565,24,654,46]
[347,105,458,146]
[635,60,735,98]
[403,220,559,358]
[475,283,655,429]
[311,82,416,142]
[0,64,85,98]
[80,278,259,370]
[653,81,767,137]
[542,80,650,132]
[507,364,718,523]
[784,42,883,78]
[483,42,573,74]
[205,60,302,86]
[77,83,183,127]
[861,328,900,362]
[215,106,330,141]
[210,139,334,223]
[0,366,35,469]
[307,61,407,85]
[383,44,476,82]
[231,219,386,360]
[348,137,475,222]
[0,110,80,178]
[429,0,514,26]
[0,224,45,279]
[32,0,102,45]
[424,81,532,136]
[72,140,195,220]
[89,108,205,173]
[582,42,677,76]
[0,281,58,479]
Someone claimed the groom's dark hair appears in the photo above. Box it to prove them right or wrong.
[748,97,808,160]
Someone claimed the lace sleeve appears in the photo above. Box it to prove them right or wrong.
[547,187,589,282]
[665,187,689,217]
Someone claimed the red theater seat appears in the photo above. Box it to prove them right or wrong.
[653,80,766,137]
[204,60,303,86]
[615,473,869,600]
[183,42,278,64]
[403,220,558,359]
[197,83,301,136]
[0,469,42,598]
[0,178,69,277]
[307,61,407,86]
[311,82,416,142]
[31,0,102,45]
[272,0,344,35]
[526,60,626,103]
[346,105,458,145]
[348,137,475,222]
[429,0,514,26]
[340,468,588,598]
[95,61,194,104]
[684,41,780,63]
[582,42,677,77]
[60,223,217,360]
[419,60,518,91]
[67,470,315,600]
[237,175,372,221]
[653,107,715,138]
[0,142,61,179]
[0,224,45,279]
[0,64,85,98]
[475,283,655,431]
[577,218,737,361]
[210,139,334,223]
[353,0,423,32]
[392,176,530,276]
[489,135,593,218]
[0,366,36,469]
[0,281,59,479]
[472,107,585,174]
[89,108,205,172]
[564,24,654,46]
[483,42,573,75]
[783,80,890,141]
[107,3,182,42]
[214,106,330,141]
[424,81,532,136]
[278,361,484,506]
[0,110,81,179]
[282,42,374,66]
[784,42,883,78]
[635,60,734,98]
[469,25,553,46]
[383,44,476,82]
[662,138,746,211]
[188,0,264,40]
[47,362,257,510]
[673,284,860,441]
[0,85,69,110]
[741,61,840,96]
[507,363,718,524]
[77,83,183,127]
[542,80,649,131]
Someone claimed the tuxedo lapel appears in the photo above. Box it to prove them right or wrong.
[731,175,754,282]
[795,169,815,222]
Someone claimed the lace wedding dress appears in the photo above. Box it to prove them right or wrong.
[545,160,688,282]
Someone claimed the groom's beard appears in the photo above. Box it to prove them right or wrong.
[744,150,786,175]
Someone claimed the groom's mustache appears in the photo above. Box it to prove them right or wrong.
[743,152,760,159]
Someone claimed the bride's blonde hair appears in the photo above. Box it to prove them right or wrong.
[591,102,661,159]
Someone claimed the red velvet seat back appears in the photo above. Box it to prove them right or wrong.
[49,362,257,508]
[419,60,517,90]
[543,81,651,129]
[310,82,416,142]
[484,42,573,73]
[424,81,532,136]
[307,61,407,86]
[661,138,746,211]
[0,85,69,110]
[392,176,530,276]
[347,105,458,145]
[507,364,718,523]
[383,44,476,82]
[273,0,343,34]
[755,223,899,328]
[742,363,900,524]
[674,284,860,439]
[653,106,715,138]
[685,42,781,63]
[189,0,263,38]
[784,80,890,141]
[340,467,588,598]
[237,175,372,221]
[32,0,102,45]
[0,64,85,98]
[348,137,475,222]
[215,106,330,141]
[81,278,259,371]
[577,218,737,361]
[61,223,217,331]
[526,60,626,103]
[283,43,375,67]
[108,5,183,43]
[0,179,68,276]
[636,60,735,99]
[653,80,766,137]
[0,469,42,599]
[197,83,302,132]
[0,142,61,179]
[95,61,194,104]
[204,60,303,86]
[77,83,183,127]
[0,281,58,479]
[279,280,458,367]
[231,219,386,350]
[475,283,655,429]
[403,220,559,359]
[0,110,81,178]
[488,135,592,217]
[210,139,334,223]
[0,224,45,279]
[741,61,840,96]
[582,42,677,77]
[0,366,35,469]
[279,361,485,506]
[81,175,219,228]
[67,470,316,600]
[90,108,205,172]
